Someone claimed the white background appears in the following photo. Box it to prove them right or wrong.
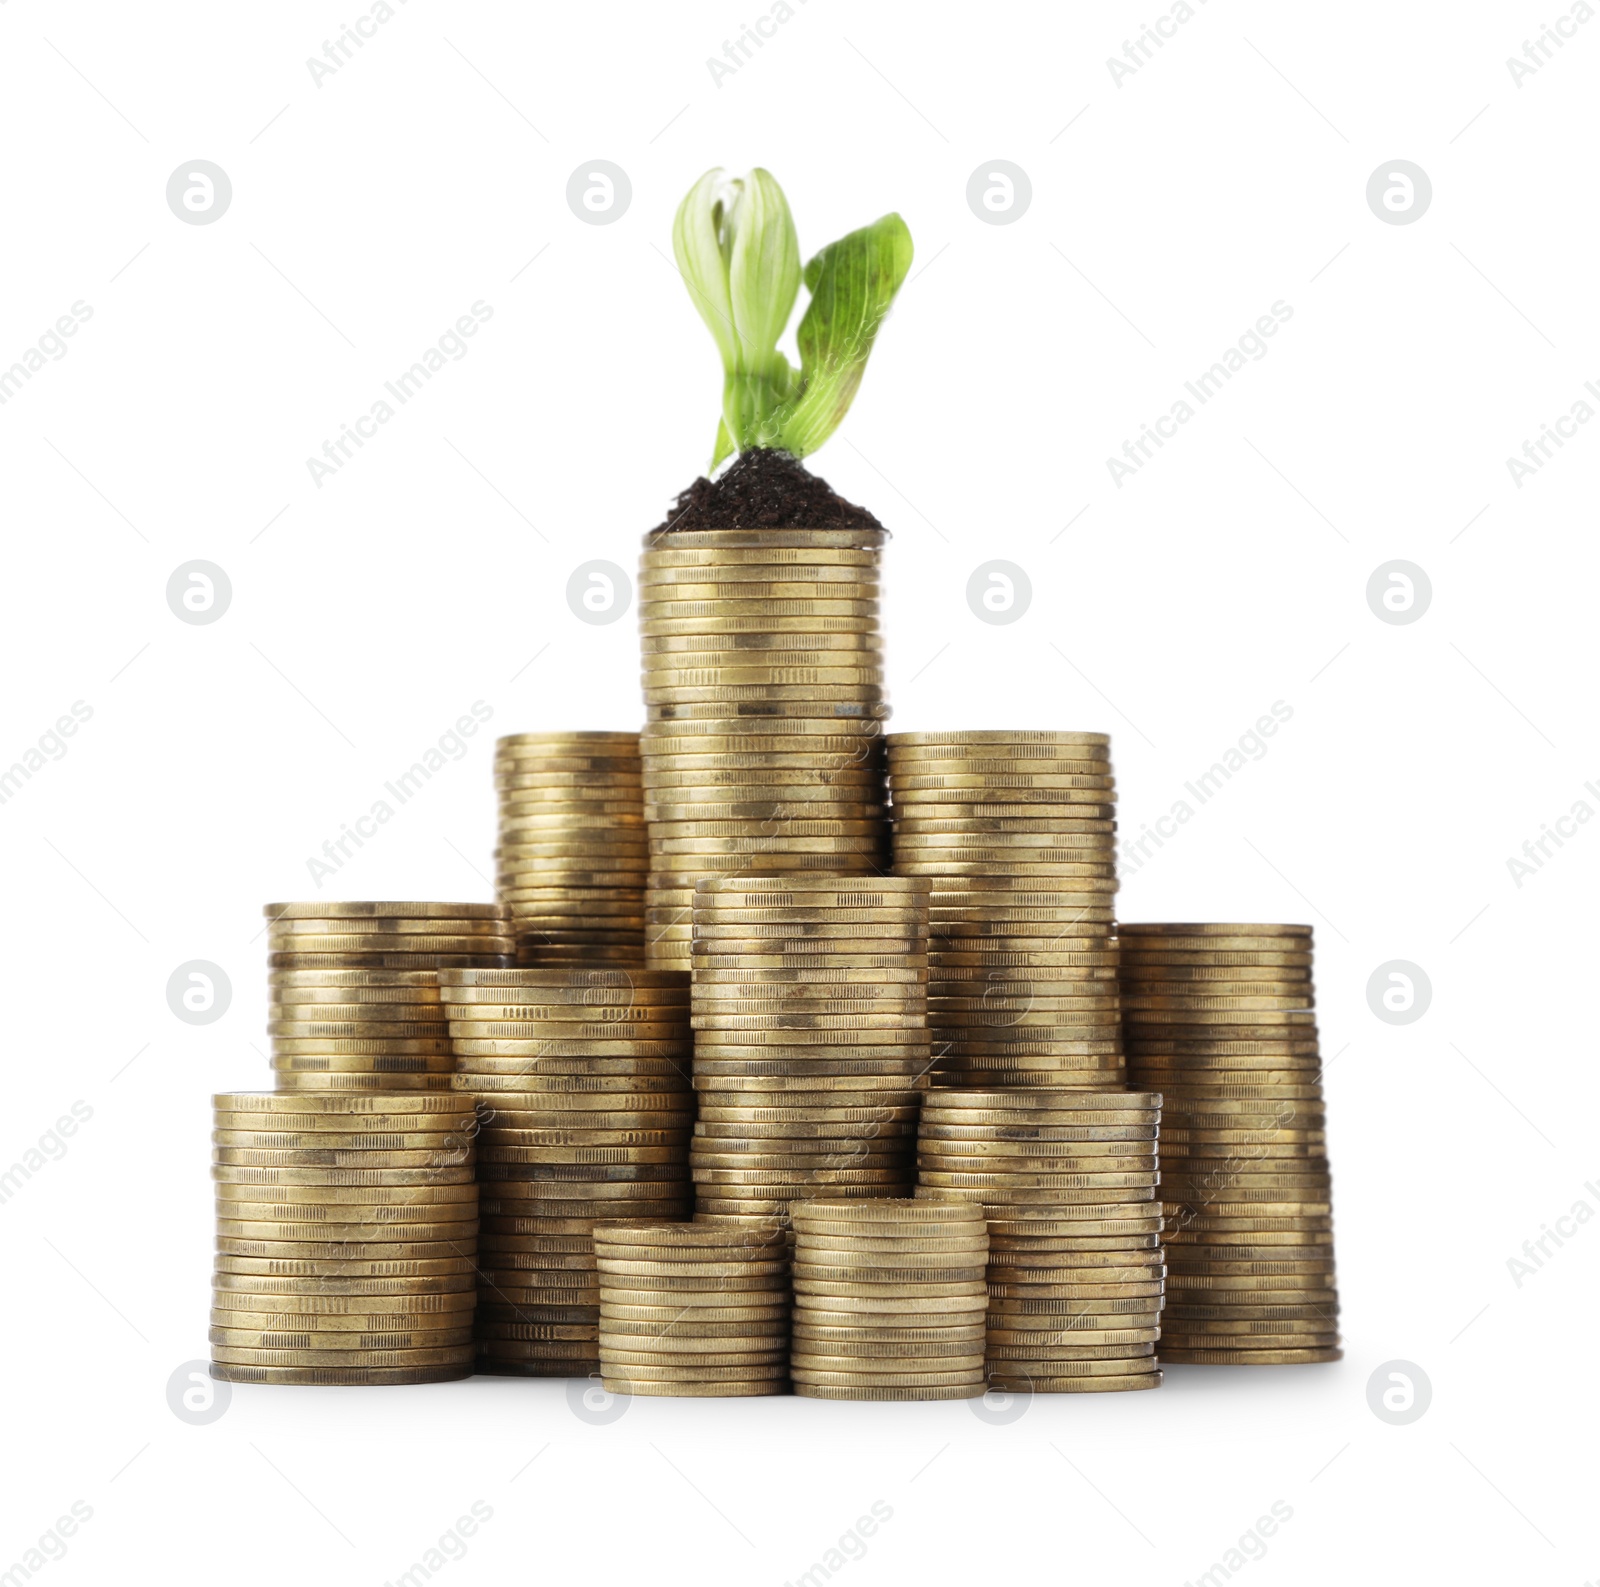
[1,0,1594,1582]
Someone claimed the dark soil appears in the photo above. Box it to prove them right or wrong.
[654,448,885,534]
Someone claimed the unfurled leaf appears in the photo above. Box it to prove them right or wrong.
[777,214,913,458]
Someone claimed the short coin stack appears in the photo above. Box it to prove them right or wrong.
[918,1088,1165,1393]
[437,968,694,1377]
[790,1199,988,1400]
[1119,923,1340,1364]
[494,732,648,966]
[690,875,930,1225]
[638,526,892,972]
[886,732,1123,1091]
[266,902,513,1093]
[593,1221,791,1396]
[210,1091,478,1384]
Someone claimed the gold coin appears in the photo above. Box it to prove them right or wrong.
[211,1344,475,1366]
[213,1135,472,1156]
[267,931,516,951]
[212,1166,472,1187]
[215,1237,474,1261]
[214,1091,471,1117]
[267,1001,447,1022]
[269,916,510,936]
[210,1292,475,1317]
[209,1363,471,1384]
[212,1272,474,1295]
[264,902,506,921]
[213,1224,475,1247]
[641,542,878,563]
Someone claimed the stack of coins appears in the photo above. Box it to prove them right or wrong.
[266,902,513,1093]
[917,1088,1165,1393]
[1119,923,1340,1364]
[689,875,930,1226]
[638,526,892,972]
[593,1221,791,1396]
[789,1199,988,1400]
[437,968,694,1377]
[494,732,648,966]
[210,1091,478,1385]
[886,732,1123,1091]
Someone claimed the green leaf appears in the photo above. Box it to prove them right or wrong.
[776,213,913,457]
[675,168,801,456]
[672,169,739,370]
[711,417,734,472]
[727,169,800,375]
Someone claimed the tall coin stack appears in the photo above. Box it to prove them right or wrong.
[210,1091,478,1385]
[437,968,694,1377]
[494,732,648,966]
[918,1089,1165,1393]
[1119,923,1340,1364]
[790,1199,988,1401]
[689,874,930,1226]
[593,1221,791,1397]
[638,527,892,972]
[886,732,1123,1090]
[266,903,514,1093]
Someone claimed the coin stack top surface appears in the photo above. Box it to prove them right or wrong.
[886,732,1123,1091]
[1119,924,1340,1365]
[917,1088,1165,1393]
[437,967,694,1377]
[209,1091,479,1385]
[639,527,892,971]
[265,902,513,1093]
[789,1198,988,1400]
[593,1221,791,1396]
[690,874,930,1227]
[493,732,647,967]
